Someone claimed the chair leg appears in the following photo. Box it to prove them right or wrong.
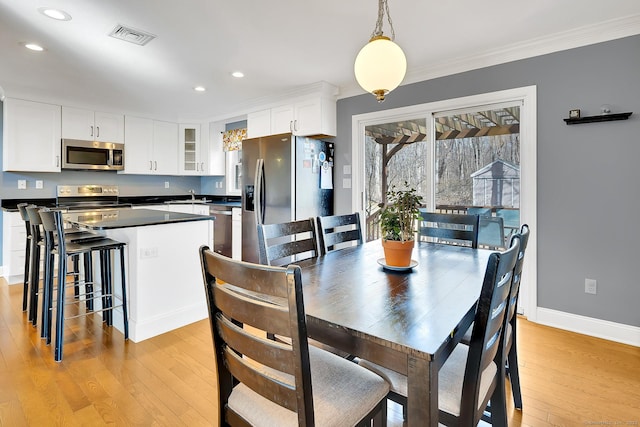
[28,241,41,326]
[507,345,523,409]
[119,246,129,340]
[40,248,55,340]
[83,252,94,312]
[54,250,67,362]
[71,254,80,299]
[99,250,113,326]
[22,237,31,312]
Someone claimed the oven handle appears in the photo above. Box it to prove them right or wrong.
[210,210,232,216]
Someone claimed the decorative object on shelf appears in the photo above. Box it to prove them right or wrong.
[378,183,422,267]
[563,112,632,125]
[354,0,406,103]
[222,128,246,151]
[569,109,581,119]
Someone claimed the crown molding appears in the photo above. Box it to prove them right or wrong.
[339,14,640,100]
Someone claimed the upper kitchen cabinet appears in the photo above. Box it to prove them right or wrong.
[3,98,62,172]
[246,109,271,139]
[62,106,124,143]
[271,97,336,137]
[247,97,336,138]
[178,123,213,175]
[123,116,178,175]
[207,121,226,176]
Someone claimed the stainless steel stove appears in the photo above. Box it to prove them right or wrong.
[56,184,131,210]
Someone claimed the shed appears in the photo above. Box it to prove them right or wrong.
[470,159,520,207]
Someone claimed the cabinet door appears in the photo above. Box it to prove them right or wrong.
[179,123,200,175]
[3,98,61,172]
[293,98,322,135]
[123,116,154,174]
[271,105,295,135]
[153,120,178,175]
[62,106,95,140]
[207,121,225,176]
[95,111,124,143]
[247,109,271,138]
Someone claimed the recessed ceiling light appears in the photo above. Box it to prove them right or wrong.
[194,86,206,92]
[38,7,72,21]
[231,71,244,78]
[25,43,44,51]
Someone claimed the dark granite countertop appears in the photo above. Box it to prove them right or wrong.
[1,195,241,212]
[63,208,214,230]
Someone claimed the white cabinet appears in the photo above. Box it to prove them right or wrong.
[207,121,226,176]
[2,98,62,172]
[123,116,178,175]
[179,123,213,175]
[62,106,124,143]
[247,97,336,138]
[2,211,27,283]
[247,110,271,138]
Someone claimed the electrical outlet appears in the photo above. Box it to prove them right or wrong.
[164,181,170,189]
[585,278,597,295]
[35,180,44,189]
[18,180,26,189]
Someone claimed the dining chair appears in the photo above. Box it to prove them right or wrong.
[418,211,480,248]
[39,208,129,361]
[16,203,33,313]
[359,237,520,426]
[316,212,363,255]
[503,224,530,410]
[199,245,389,426]
[478,216,506,250]
[257,218,320,266]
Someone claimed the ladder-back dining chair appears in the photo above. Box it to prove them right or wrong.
[316,212,363,255]
[418,211,480,248]
[359,237,520,426]
[199,246,389,426]
[257,218,320,266]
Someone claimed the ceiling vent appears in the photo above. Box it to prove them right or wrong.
[108,24,156,46]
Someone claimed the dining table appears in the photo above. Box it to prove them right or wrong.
[294,240,494,426]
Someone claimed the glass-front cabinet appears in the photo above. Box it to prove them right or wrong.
[179,123,206,175]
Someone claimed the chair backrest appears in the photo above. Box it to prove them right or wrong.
[316,213,363,255]
[478,216,505,249]
[461,237,519,423]
[506,224,530,334]
[17,203,33,236]
[199,246,314,425]
[417,211,479,248]
[38,208,65,248]
[257,218,319,266]
[495,208,520,229]
[24,205,44,242]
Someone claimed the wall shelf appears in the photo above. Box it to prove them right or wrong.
[563,112,632,125]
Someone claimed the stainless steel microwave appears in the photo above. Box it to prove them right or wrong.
[62,139,124,171]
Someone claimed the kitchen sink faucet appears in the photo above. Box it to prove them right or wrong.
[188,189,196,201]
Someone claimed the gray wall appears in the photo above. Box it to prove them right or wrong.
[334,35,640,327]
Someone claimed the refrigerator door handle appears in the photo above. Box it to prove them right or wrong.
[254,159,266,225]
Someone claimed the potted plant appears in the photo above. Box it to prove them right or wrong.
[378,184,423,267]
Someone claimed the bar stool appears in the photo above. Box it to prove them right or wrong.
[24,205,97,330]
[39,208,129,361]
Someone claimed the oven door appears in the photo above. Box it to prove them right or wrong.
[62,139,124,170]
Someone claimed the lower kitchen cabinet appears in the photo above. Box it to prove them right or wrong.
[2,211,27,284]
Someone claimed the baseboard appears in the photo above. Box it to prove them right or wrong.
[536,307,640,347]
[128,303,209,343]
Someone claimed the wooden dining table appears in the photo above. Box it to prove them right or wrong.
[294,240,493,426]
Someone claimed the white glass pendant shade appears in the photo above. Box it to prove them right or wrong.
[354,35,407,102]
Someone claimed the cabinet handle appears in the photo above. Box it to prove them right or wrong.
[154,161,158,170]
[96,126,100,138]
[294,120,298,132]
[90,125,94,137]
[289,121,293,132]
[201,162,204,171]
[56,155,60,167]
[149,160,153,170]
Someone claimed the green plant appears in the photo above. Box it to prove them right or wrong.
[379,183,423,242]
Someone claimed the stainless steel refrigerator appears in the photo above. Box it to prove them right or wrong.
[242,133,334,263]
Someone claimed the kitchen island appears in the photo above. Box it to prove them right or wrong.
[64,208,214,342]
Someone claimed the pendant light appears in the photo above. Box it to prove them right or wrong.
[354,0,407,102]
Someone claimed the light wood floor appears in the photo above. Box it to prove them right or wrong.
[1,277,639,426]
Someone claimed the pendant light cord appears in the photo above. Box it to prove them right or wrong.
[372,0,396,40]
